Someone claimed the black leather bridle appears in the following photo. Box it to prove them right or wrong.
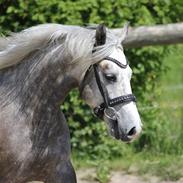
[80,56,136,121]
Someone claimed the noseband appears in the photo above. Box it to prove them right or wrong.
[80,56,136,120]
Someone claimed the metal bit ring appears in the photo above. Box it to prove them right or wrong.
[104,107,117,121]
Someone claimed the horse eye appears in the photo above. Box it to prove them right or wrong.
[104,74,117,82]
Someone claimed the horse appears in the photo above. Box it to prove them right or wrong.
[0,23,142,183]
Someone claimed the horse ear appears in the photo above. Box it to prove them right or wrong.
[95,24,106,46]
[120,22,130,43]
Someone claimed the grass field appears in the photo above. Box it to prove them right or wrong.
[158,45,183,123]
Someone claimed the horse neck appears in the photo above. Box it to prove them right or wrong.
[0,49,78,115]
[0,49,80,161]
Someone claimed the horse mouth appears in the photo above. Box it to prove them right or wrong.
[108,119,135,142]
[107,118,120,140]
[111,127,133,142]
[120,135,133,142]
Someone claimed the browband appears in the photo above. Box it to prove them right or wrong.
[104,56,128,69]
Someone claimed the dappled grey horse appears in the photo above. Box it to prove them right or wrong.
[0,24,142,183]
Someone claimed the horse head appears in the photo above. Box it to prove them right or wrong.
[80,24,142,142]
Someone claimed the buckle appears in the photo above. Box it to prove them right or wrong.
[104,107,117,121]
[93,106,104,119]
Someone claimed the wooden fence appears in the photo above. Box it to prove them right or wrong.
[112,22,183,48]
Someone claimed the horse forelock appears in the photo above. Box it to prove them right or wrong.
[0,24,120,72]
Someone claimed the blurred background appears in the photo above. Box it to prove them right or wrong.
[0,0,182,182]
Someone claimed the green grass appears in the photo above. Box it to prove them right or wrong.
[109,152,183,181]
[158,45,183,143]
[161,46,183,85]
[159,45,183,106]
[74,151,183,181]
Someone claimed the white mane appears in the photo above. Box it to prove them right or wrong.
[0,24,120,70]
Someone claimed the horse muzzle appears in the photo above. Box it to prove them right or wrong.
[104,107,140,142]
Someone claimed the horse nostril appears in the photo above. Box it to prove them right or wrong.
[127,127,136,136]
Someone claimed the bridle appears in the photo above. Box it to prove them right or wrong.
[80,56,136,121]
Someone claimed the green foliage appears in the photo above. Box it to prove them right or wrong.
[95,160,110,183]
[0,1,183,175]
[1,0,183,33]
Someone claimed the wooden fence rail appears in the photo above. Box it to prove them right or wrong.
[112,22,183,48]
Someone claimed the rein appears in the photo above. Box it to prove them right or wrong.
[80,56,136,120]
